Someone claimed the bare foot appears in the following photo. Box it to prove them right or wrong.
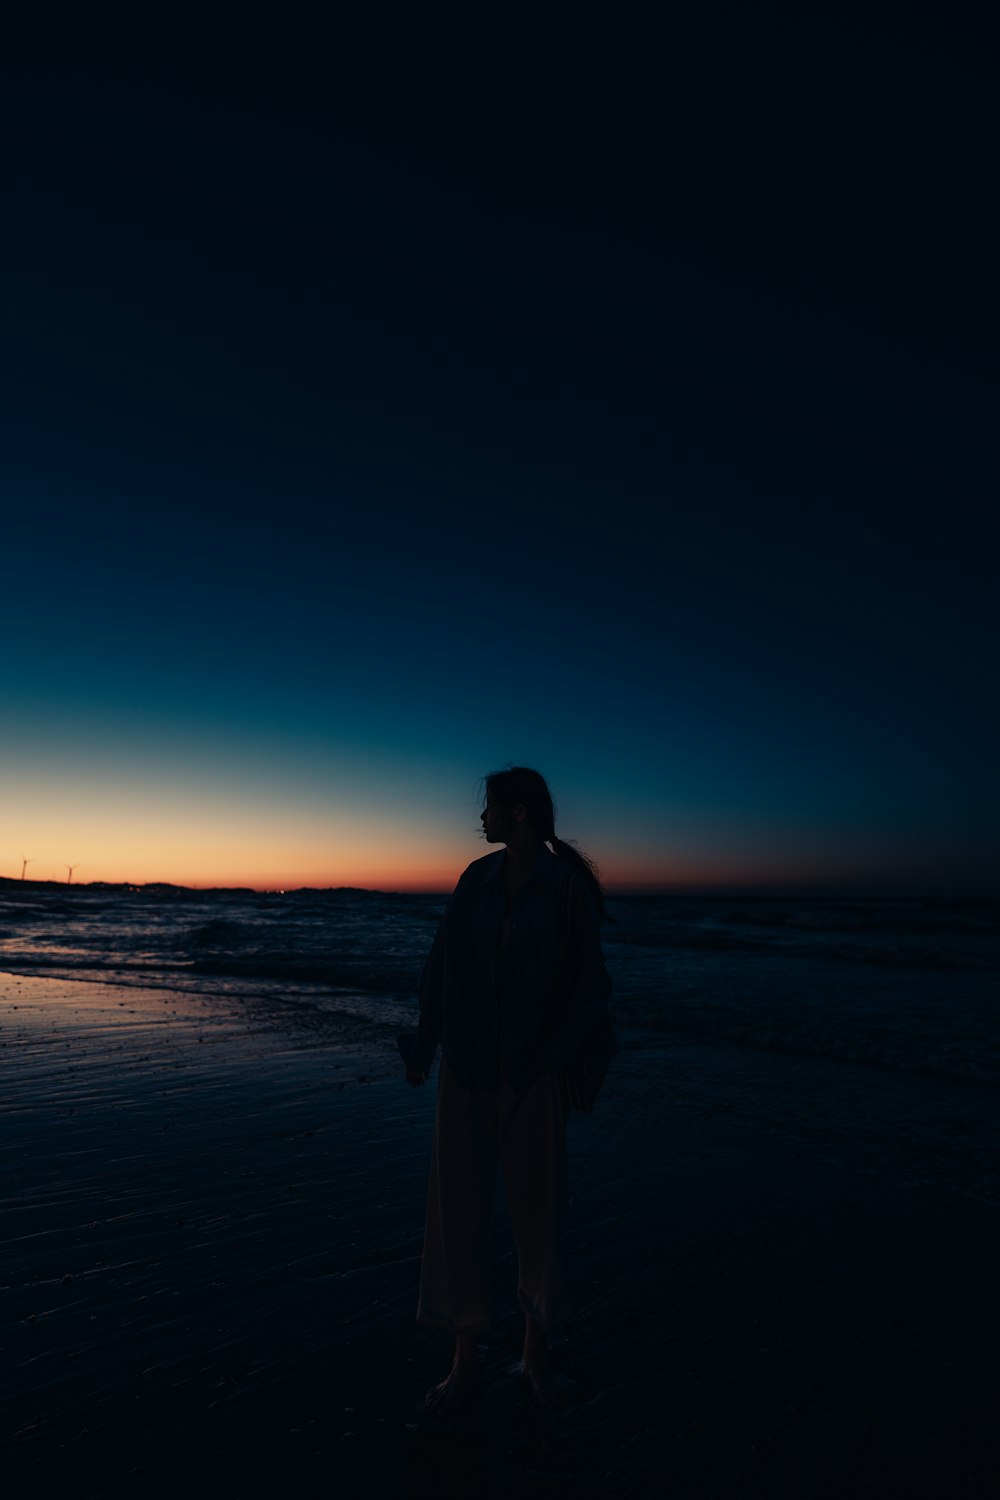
[425,1357,478,1418]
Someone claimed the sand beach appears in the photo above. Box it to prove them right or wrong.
[2,968,996,1498]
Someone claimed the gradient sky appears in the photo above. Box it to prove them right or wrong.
[2,12,997,892]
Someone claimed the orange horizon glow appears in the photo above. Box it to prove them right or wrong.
[1,847,912,896]
[2,781,952,895]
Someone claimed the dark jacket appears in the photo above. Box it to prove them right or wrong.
[411,847,613,1093]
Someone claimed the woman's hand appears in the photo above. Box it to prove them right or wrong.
[405,1064,428,1087]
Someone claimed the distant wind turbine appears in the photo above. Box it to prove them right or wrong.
[65,864,79,884]
[20,855,33,881]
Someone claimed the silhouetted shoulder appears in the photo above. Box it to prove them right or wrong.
[455,852,504,887]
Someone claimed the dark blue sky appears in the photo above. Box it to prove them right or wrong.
[2,11,997,891]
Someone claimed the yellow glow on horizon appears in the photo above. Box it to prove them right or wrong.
[0,786,472,890]
[1,833,470,892]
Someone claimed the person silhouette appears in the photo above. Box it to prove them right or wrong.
[404,766,613,1417]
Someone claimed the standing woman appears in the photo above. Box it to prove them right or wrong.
[403,766,613,1417]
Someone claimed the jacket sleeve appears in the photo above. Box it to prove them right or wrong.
[410,915,446,1073]
[540,872,613,1072]
[410,868,468,1072]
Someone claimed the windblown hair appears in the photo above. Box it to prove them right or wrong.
[483,765,610,923]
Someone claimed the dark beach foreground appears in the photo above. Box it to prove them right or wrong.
[2,971,996,1499]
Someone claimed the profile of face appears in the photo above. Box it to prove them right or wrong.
[481,797,525,844]
[481,797,506,844]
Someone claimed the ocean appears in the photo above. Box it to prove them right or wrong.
[2,879,997,1200]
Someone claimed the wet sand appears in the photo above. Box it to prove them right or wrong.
[2,971,996,1498]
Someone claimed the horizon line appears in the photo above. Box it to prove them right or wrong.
[0,874,994,901]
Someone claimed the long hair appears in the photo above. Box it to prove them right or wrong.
[482,765,610,923]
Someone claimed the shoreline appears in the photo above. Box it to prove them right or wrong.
[2,971,996,1497]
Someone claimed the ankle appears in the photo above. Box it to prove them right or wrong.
[454,1333,478,1366]
[523,1318,547,1353]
